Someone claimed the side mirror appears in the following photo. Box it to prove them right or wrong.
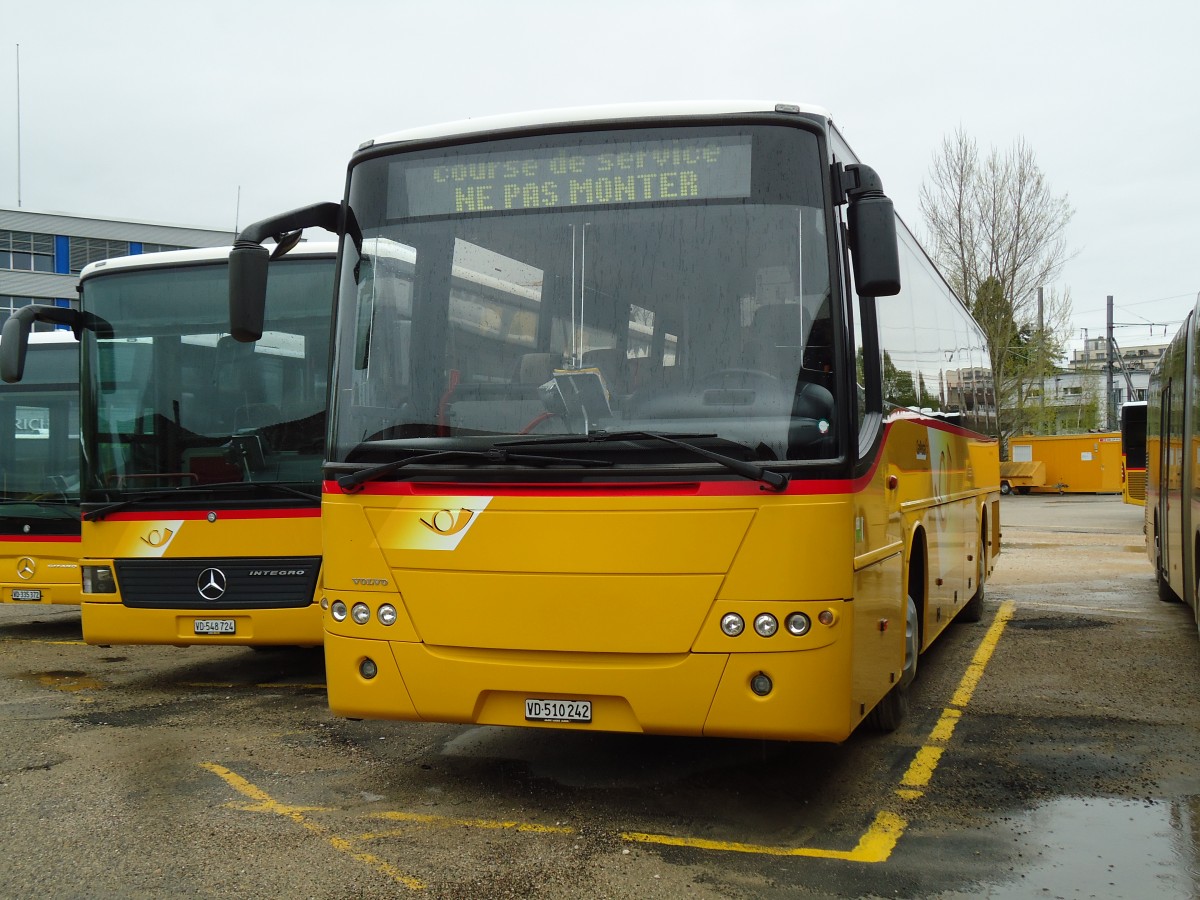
[229,243,270,343]
[1,305,82,383]
[228,201,344,344]
[0,311,32,383]
[844,164,901,297]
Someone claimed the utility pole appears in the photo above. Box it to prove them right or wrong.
[1106,295,1115,430]
[15,43,22,208]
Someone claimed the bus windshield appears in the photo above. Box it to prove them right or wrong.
[332,124,837,467]
[82,258,333,504]
[0,337,78,516]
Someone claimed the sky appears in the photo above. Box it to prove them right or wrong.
[3,0,1197,362]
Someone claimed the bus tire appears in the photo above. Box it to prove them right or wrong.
[1155,523,1181,603]
[1000,481,1011,495]
[959,536,986,623]
[866,594,918,732]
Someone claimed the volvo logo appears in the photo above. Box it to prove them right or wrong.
[16,557,36,580]
[196,568,228,601]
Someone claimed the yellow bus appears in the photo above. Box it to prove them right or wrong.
[0,330,80,605]
[231,102,1001,739]
[1120,401,1147,506]
[1146,300,1200,632]
[2,244,335,646]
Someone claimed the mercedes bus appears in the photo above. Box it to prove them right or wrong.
[0,329,80,605]
[230,102,1001,739]
[2,244,335,645]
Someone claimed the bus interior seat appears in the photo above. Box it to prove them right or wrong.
[516,352,562,386]
[746,303,806,374]
[580,348,626,397]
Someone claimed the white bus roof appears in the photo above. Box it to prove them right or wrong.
[79,241,339,281]
[366,101,832,150]
[0,329,79,348]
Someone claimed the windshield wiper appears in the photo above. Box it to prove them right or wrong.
[498,430,790,492]
[85,481,320,522]
[337,447,613,493]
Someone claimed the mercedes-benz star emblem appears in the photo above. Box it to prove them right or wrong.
[196,568,228,601]
[16,557,36,580]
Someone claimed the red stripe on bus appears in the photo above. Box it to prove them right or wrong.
[96,508,320,522]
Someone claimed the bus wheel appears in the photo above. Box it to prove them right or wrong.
[1155,526,1180,603]
[1000,481,1011,495]
[959,538,986,623]
[866,595,918,732]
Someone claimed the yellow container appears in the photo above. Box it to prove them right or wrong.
[1006,433,1123,494]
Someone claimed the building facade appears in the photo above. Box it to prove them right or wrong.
[1,208,233,329]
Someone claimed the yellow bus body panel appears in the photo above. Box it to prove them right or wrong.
[0,537,82,605]
[323,415,999,741]
[80,512,322,646]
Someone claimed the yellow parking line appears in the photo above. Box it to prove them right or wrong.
[951,601,1014,708]
[622,810,906,862]
[201,762,425,891]
[204,601,1016,870]
[894,600,1014,802]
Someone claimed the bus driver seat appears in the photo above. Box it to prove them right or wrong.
[747,304,835,457]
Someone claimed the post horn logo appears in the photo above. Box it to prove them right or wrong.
[16,557,36,580]
[420,509,474,536]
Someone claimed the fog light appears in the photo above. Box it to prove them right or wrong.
[378,604,398,626]
[720,613,745,636]
[785,612,811,636]
[81,565,116,594]
[359,657,378,679]
[351,602,371,625]
[750,672,773,696]
[330,600,348,622]
[753,613,778,637]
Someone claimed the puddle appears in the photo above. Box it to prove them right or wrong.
[20,670,106,692]
[973,797,1199,898]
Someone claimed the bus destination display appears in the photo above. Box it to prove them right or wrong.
[396,135,752,217]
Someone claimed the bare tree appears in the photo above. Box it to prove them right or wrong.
[920,130,1074,441]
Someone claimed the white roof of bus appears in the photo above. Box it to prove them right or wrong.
[4,330,78,347]
[366,101,832,149]
[78,241,339,281]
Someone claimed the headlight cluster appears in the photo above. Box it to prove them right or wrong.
[720,610,829,638]
[329,599,399,627]
[81,565,117,594]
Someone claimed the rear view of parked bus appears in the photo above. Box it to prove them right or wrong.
[0,330,80,605]
[1146,298,1200,632]
[2,245,335,645]
[1120,400,1147,506]
[233,102,1000,740]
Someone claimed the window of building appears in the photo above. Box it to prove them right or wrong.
[0,296,66,331]
[69,237,130,274]
[0,231,55,272]
[139,243,190,254]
